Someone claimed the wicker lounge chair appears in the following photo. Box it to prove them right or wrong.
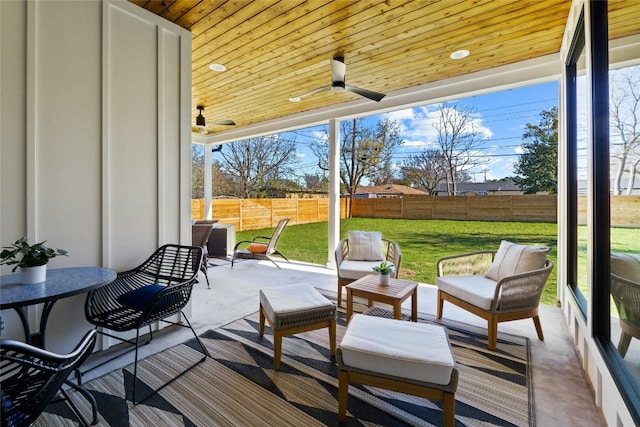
[334,232,402,306]
[436,241,553,350]
[231,217,290,269]
[611,253,640,357]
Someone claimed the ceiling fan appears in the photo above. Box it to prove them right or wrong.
[289,55,386,103]
[192,105,235,134]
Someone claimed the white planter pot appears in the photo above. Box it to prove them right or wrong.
[21,265,47,284]
[379,273,390,286]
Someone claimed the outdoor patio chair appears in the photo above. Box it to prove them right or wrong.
[436,240,553,350]
[335,231,402,306]
[192,222,215,288]
[1,330,97,427]
[610,253,640,358]
[231,217,291,269]
[83,244,210,404]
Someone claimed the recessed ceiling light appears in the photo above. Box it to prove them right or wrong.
[450,50,470,60]
[209,63,226,72]
[289,97,301,102]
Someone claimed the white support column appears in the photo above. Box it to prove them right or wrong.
[327,119,340,269]
[204,145,213,219]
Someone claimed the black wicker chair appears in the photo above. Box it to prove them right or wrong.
[1,330,97,427]
[83,244,210,404]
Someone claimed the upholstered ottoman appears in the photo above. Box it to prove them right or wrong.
[259,284,336,370]
[337,314,458,427]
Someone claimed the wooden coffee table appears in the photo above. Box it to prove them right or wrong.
[345,274,418,323]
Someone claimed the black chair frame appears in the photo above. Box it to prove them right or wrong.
[82,244,211,404]
[1,330,97,427]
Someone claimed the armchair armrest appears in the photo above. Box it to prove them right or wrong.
[383,239,402,277]
[139,281,195,324]
[611,273,640,326]
[335,239,348,267]
[436,250,496,277]
[492,261,554,313]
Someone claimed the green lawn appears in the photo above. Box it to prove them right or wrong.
[236,218,559,306]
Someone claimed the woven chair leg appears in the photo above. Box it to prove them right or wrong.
[132,328,142,405]
[61,382,94,426]
[78,327,153,382]
[132,314,210,405]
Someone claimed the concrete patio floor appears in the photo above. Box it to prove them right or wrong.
[82,257,606,426]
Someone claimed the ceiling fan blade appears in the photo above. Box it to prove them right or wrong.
[210,120,236,126]
[330,57,346,82]
[345,84,386,102]
[290,86,331,102]
[192,125,208,134]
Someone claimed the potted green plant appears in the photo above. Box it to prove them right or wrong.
[372,261,395,286]
[0,236,68,284]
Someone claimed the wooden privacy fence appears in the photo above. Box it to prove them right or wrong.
[192,198,349,231]
[351,195,558,223]
[192,195,639,231]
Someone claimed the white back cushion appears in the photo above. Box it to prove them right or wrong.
[485,240,549,281]
[611,253,640,282]
[347,231,383,261]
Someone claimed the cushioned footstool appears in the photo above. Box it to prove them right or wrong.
[259,284,336,370]
[337,314,458,427]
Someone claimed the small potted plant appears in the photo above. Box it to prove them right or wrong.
[0,236,68,284]
[372,261,395,286]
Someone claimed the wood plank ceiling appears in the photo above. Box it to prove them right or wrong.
[131,0,639,137]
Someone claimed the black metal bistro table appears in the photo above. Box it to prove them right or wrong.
[0,267,116,425]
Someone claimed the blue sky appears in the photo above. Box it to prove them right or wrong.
[286,81,559,184]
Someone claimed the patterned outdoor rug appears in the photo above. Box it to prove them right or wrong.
[40,291,533,427]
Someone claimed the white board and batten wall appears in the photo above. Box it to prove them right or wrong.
[0,0,192,353]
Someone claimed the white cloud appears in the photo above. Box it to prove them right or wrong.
[296,152,306,158]
[396,105,493,146]
[514,145,525,154]
[386,108,415,121]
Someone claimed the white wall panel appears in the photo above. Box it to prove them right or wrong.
[0,0,191,350]
[106,4,159,269]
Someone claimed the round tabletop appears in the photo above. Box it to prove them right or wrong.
[0,267,117,309]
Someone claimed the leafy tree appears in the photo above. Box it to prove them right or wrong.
[514,107,558,194]
[399,149,447,194]
[312,117,403,216]
[218,135,298,198]
[303,173,329,191]
[610,67,640,195]
[433,103,489,195]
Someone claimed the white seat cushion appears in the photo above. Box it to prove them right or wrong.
[436,275,498,311]
[340,314,455,385]
[260,283,332,315]
[339,260,396,280]
[485,240,549,281]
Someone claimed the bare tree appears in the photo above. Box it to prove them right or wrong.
[400,149,447,195]
[219,135,298,198]
[433,103,488,195]
[191,145,205,199]
[313,117,403,216]
[610,67,640,195]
